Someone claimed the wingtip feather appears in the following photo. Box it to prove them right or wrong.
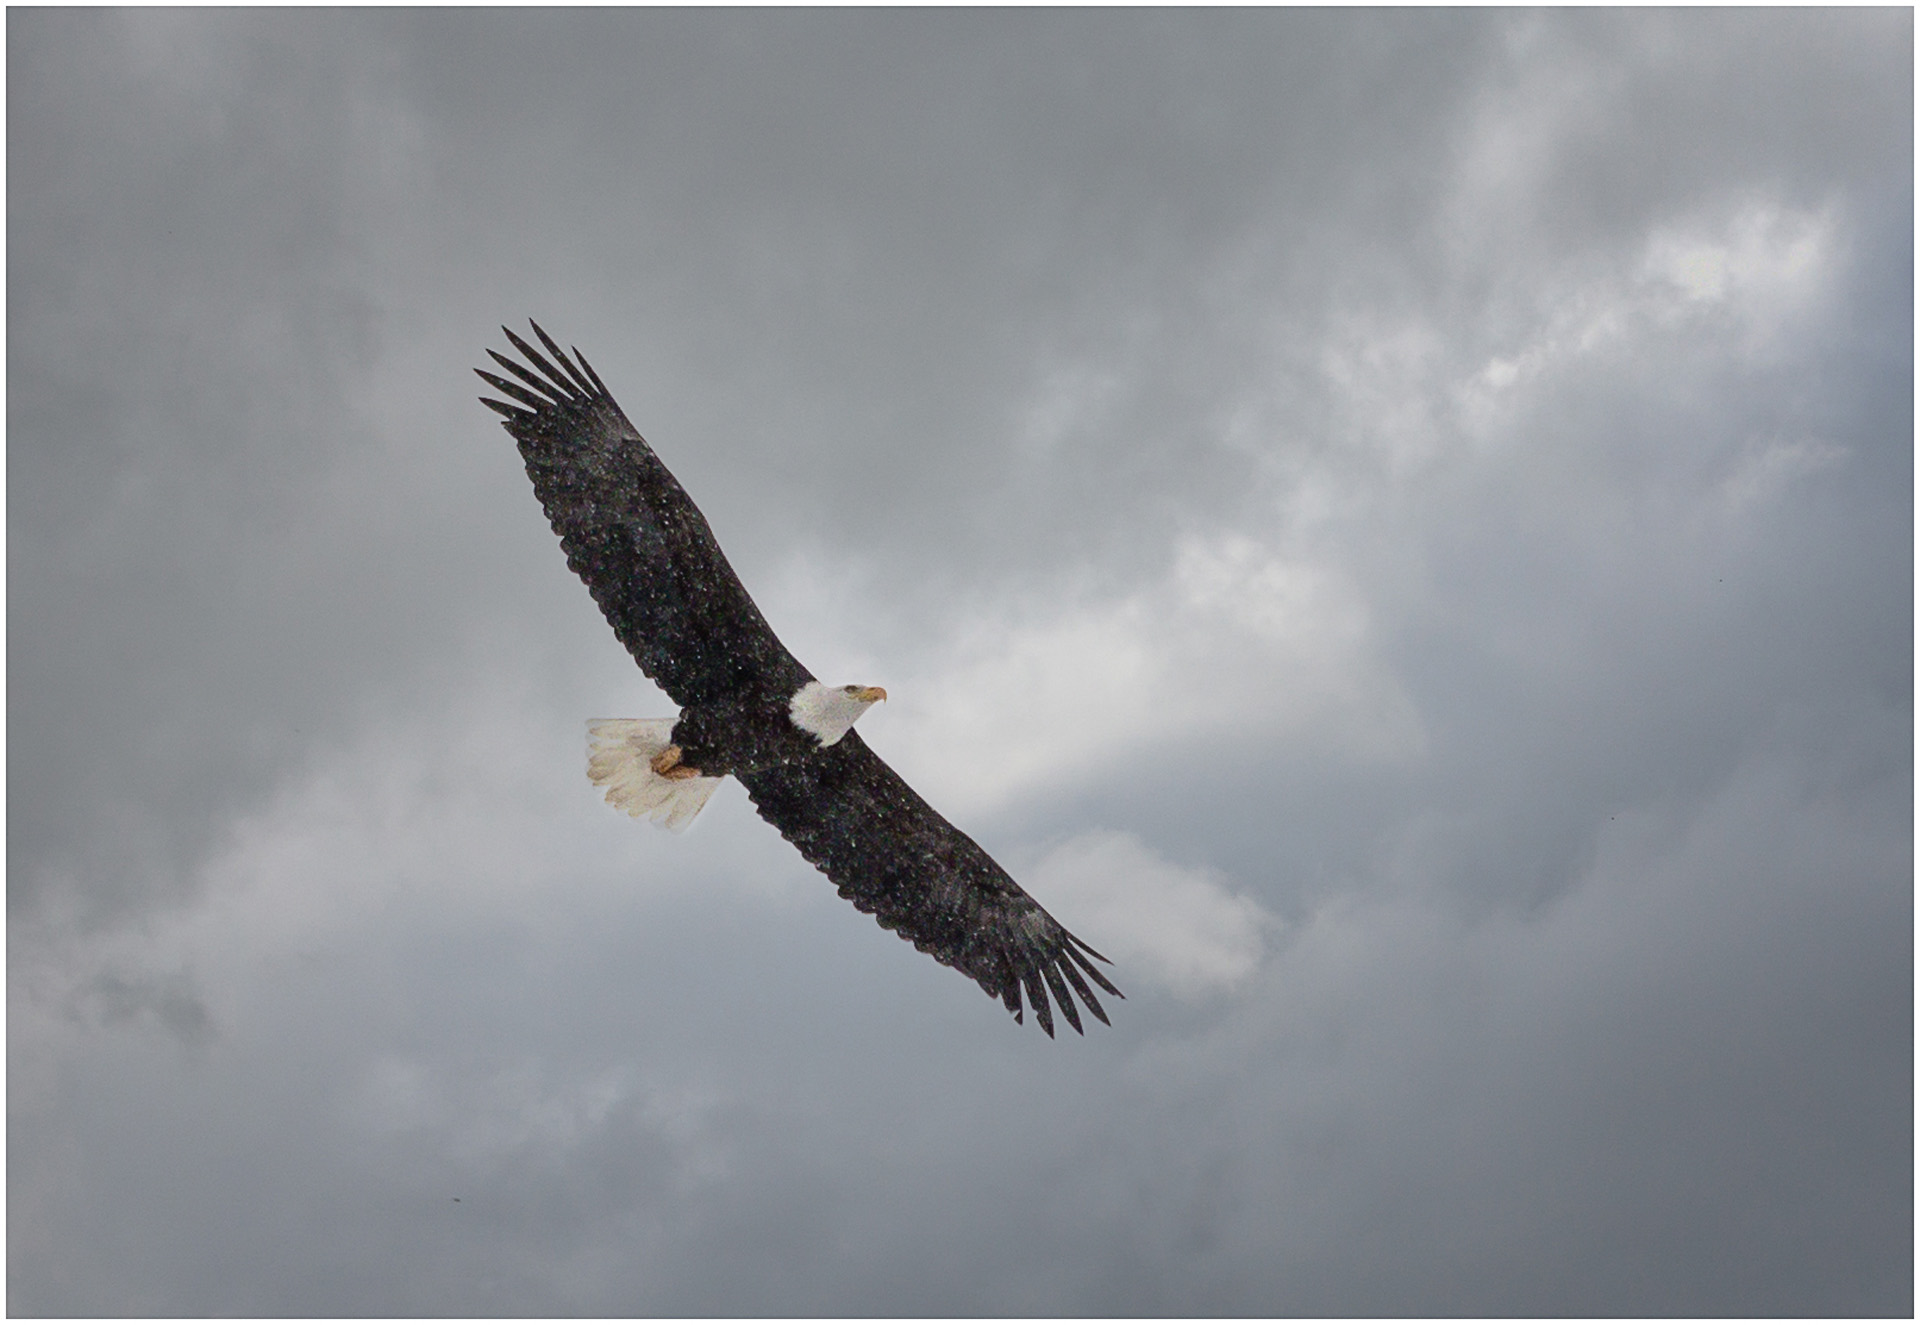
[1057,955,1109,1026]
[475,368,549,409]
[1042,963,1084,1035]
[1021,968,1055,1038]
[1067,940,1124,999]
[1069,935,1114,966]
[573,346,610,396]
[487,347,570,402]
[479,396,532,421]
[531,320,597,396]
[503,324,578,400]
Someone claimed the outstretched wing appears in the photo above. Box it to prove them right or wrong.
[739,732,1122,1037]
[476,322,811,708]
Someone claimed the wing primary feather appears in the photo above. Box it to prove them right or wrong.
[1021,968,1055,1038]
[1067,940,1124,999]
[502,325,579,399]
[1057,956,1109,1026]
[1041,963,1084,1035]
[529,320,599,397]
[474,368,551,410]
[1000,980,1024,1022]
[487,347,571,402]
[478,396,533,421]
[572,346,611,397]
[1068,934,1113,966]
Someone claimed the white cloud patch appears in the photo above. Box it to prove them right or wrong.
[1643,201,1831,309]
[869,532,1421,818]
[1716,435,1848,513]
[1462,200,1836,420]
[1025,829,1274,998]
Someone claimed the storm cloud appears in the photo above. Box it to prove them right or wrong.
[9,9,1910,1315]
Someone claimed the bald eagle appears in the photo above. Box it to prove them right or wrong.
[476,323,1120,1036]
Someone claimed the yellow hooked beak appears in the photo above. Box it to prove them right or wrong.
[854,686,888,704]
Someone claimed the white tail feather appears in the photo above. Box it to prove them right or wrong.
[586,718,720,831]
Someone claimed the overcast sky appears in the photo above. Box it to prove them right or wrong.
[8,8,1912,1316]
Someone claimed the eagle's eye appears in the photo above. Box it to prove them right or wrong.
[843,685,859,694]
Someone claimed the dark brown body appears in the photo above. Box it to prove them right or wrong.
[669,690,822,778]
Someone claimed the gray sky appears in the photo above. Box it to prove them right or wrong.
[8,8,1911,1315]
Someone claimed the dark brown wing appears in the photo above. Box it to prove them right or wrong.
[476,322,811,708]
[739,732,1121,1036]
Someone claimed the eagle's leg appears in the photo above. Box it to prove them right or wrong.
[650,744,703,780]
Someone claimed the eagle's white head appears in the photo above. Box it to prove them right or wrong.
[789,680,888,746]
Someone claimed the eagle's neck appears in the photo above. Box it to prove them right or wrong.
[788,681,870,747]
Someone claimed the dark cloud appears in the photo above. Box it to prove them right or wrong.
[9,8,1910,1315]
